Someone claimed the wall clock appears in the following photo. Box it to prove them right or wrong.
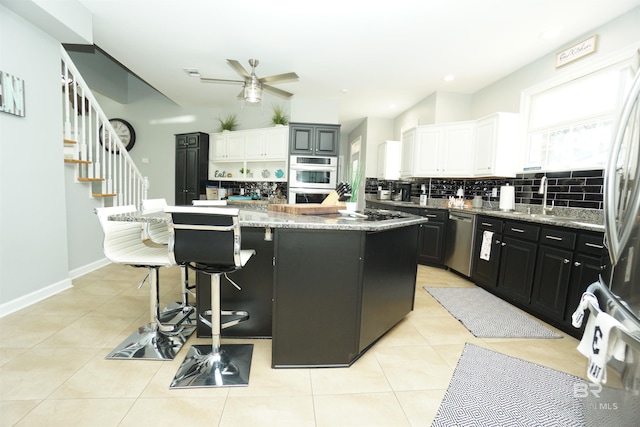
[99,118,136,153]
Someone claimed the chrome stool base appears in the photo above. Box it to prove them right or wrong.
[169,343,253,388]
[161,302,197,327]
[106,324,196,361]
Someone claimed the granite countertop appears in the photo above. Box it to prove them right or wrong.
[109,205,428,232]
[366,196,605,232]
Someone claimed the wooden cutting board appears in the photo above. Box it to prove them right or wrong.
[268,203,343,215]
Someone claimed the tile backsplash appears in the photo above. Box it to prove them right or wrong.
[366,169,604,210]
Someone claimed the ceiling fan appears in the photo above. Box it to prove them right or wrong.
[200,59,299,103]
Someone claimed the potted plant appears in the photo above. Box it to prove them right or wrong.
[347,162,364,211]
[271,104,288,126]
[217,113,238,132]
[240,167,252,178]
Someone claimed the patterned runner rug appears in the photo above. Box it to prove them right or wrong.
[432,343,639,427]
[424,286,561,338]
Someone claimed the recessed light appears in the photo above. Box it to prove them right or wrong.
[341,89,349,94]
[184,68,201,77]
[443,75,455,82]
[389,103,397,109]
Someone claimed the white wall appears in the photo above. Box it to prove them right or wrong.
[392,92,437,139]
[0,5,71,309]
[434,92,472,124]
[471,7,640,118]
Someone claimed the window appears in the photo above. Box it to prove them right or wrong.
[523,54,636,171]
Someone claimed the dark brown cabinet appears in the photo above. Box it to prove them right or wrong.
[471,216,504,289]
[289,123,340,156]
[418,209,447,265]
[383,204,447,266]
[530,227,576,321]
[496,221,539,304]
[271,226,418,367]
[564,232,606,335]
[175,132,209,205]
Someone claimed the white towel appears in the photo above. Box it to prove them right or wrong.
[480,230,493,261]
[571,291,599,328]
[576,308,628,384]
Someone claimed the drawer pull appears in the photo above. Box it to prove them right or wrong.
[585,242,604,249]
[574,261,582,267]
[481,222,494,227]
[511,228,525,233]
[425,214,438,218]
[545,235,563,241]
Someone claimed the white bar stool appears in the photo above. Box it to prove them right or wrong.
[95,205,195,360]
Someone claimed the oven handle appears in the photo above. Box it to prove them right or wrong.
[290,188,333,194]
[290,164,337,172]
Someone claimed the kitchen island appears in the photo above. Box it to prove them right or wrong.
[113,206,427,367]
[235,206,426,368]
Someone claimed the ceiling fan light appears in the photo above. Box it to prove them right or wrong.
[244,83,262,103]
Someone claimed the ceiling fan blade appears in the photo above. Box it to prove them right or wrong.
[236,89,245,100]
[260,72,299,84]
[227,59,251,78]
[199,77,244,85]
[263,84,294,99]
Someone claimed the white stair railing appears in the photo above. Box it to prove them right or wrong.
[61,46,147,208]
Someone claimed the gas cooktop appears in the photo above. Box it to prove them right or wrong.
[362,209,406,221]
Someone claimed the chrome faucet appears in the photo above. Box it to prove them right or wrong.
[538,175,554,215]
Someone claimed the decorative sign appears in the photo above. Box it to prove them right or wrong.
[0,71,26,117]
[555,35,598,68]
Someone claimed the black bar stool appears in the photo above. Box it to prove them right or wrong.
[165,206,255,387]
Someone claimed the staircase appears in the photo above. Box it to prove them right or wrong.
[61,47,147,208]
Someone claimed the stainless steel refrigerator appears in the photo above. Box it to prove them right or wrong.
[576,50,640,423]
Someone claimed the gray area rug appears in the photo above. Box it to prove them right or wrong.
[424,286,561,338]
[432,343,639,427]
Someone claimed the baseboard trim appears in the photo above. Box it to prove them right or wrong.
[69,258,110,279]
[0,258,111,318]
[0,278,73,318]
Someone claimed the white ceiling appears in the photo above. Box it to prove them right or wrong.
[76,0,640,132]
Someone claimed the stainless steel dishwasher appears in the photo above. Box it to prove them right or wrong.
[443,210,477,277]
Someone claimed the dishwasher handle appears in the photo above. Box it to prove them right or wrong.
[449,214,473,222]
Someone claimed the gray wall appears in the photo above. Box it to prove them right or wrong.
[0,5,71,308]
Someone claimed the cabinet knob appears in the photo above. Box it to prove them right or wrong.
[574,261,582,267]
[495,240,501,244]
[501,242,506,246]
[563,259,570,264]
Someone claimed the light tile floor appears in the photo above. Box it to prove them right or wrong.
[0,264,591,426]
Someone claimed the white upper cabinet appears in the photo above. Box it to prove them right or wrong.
[401,122,474,178]
[212,126,288,162]
[400,128,416,178]
[245,126,288,160]
[473,113,520,177]
[400,114,520,178]
[212,132,245,161]
[377,140,401,180]
[440,122,475,176]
